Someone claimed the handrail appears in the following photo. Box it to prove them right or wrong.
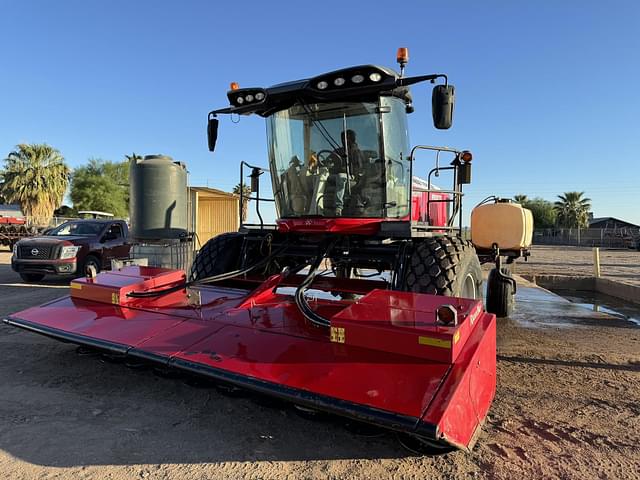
[239,161,274,230]
[409,145,466,234]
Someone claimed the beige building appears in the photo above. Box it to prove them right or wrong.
[188,187,239,247]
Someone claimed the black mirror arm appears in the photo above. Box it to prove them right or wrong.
[396,73,448,88]
[210,107,233,115]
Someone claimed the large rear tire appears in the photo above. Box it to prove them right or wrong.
[190,232,245,281]
[486,267,515,317]
[402,236,483,299]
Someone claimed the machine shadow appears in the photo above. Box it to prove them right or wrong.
[498,354,640,372]
[0,341,446,468]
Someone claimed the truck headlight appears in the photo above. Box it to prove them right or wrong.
[60,246,81,259]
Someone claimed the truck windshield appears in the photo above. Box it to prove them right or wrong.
[267,101,386,218]
[49,221,104,236]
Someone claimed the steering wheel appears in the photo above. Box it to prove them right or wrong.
[315,149,338,169]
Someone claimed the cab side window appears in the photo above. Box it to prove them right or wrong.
[106,224,123,240]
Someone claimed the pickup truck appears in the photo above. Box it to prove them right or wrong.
[11,219,130,282]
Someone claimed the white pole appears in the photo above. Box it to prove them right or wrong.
[593,247,601,278]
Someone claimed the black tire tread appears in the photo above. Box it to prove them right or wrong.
[486,267,514,317]
[190,232,245,281]
[81,254,101,276]
[403,236,481,298]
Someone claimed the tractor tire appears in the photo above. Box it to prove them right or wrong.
[402,236,483,299]
[20,273,45,283]
[486,267,515,318]
[190,232,245,281]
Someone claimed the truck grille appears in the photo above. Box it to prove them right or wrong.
[19,245,55,259]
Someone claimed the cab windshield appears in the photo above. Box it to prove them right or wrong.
[267,97,410,218]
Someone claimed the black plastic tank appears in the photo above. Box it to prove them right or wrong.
[129,155,188,240]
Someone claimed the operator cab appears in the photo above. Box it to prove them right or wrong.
[208,49,461,232]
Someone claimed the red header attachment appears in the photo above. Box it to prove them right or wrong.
[331,289,488,364]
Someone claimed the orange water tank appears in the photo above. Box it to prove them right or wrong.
[471,201,533,251]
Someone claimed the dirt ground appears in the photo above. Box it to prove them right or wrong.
[1,248,639,479]
[515,245,640,287]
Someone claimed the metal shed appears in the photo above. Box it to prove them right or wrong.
[189,187,239,247]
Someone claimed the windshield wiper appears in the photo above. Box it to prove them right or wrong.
[297,99,341,151]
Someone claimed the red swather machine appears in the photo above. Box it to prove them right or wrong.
[5,49,532,452]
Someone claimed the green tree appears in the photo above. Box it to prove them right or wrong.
[233,183,252,222]
[521,197,556,228]
[1,143,70,223]
[513,194,528,204]
[554,191,591,229]
[70,159,130,218]
[54,205,77,217]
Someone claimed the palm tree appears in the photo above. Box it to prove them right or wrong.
[233,183,252,222]
[125,152,142,163]
[1,144,70,224]
[513,194,528,205]
[554,191,591,229]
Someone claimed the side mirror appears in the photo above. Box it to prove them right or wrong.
[207,114,219,152]
[432,84,455,130]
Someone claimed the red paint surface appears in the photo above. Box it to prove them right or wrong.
[277,217,389,235]
[332,290,484,363]
[0,216,26,224]
[423,312,496,448]
[71,266,187,307]
[411,190,450,226]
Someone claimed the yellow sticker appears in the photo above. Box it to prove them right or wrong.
[330,327,346,344]
[453,331,461,344]
[418,336,451,349]
[111,293,119,305]
[70,283,82,290]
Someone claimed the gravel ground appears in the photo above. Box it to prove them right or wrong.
[515,245,640,287]
[0,248,639,479]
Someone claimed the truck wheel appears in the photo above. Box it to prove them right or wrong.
[81,255,101,277]
[20,273,45,283]
[402,236,483,299]
[486,267,515,317]
[190,233,245,281]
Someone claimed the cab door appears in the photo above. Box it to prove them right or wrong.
[100,223,129,267]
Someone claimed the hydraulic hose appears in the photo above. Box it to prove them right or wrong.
[126,243,289,298]
[293,238,339,329]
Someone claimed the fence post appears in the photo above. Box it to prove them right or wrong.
[592,247,601,278]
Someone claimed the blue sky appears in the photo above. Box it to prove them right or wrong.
[1,1,638,225]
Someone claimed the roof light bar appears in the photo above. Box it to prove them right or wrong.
[310,68,391,92]
[227,88,268,107]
